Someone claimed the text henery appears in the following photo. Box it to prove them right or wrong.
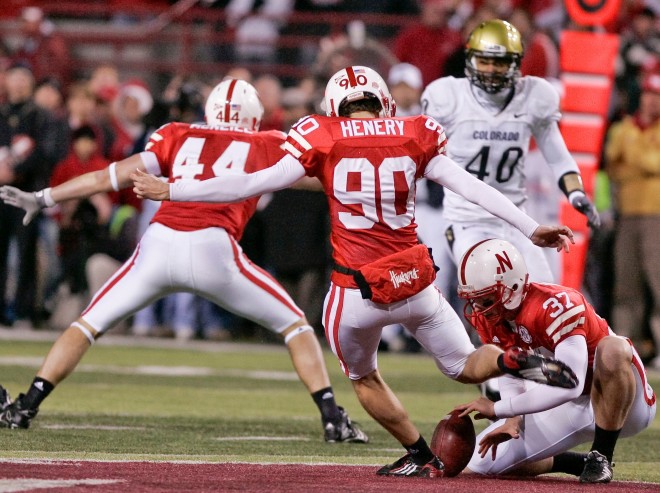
[340,119,405,138]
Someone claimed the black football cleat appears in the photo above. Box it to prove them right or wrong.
[499,346,579,389]
[0,391,38,429]
[580,451,614,483]
[324,407,369,443]
[377,454,444,478]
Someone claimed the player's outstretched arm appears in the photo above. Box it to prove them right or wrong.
[0,153,148,225]
[425,154,574,250]
[136,153,307,204]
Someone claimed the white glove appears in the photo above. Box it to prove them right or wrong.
[0,185,48,225]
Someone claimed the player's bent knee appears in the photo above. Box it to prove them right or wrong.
[71,319,100,345]
[282,324,315,345]
[596,336,632,374]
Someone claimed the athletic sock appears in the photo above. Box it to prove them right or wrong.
[551,451,587,476]
[21,377,54,410]
[405,435,435,465]
[312,387,341,424]
[590,425,621,462]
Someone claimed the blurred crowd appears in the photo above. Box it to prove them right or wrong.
[0,1,658,365]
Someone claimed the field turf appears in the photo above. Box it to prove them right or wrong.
[0,330,658,491]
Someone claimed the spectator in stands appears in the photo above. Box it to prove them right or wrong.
[312,20,398,82]
[443,6,497,78]
[109,79,153,162]
[65,82,115,159]
[87,64,121,144]
[393,0,463,87]
[606,70,660,367]
[226,0,294,63]
[33,78,64,115]
[615,7,659,116]
[387,63,423,116]
[11,6,72,87]
[0,63,62,327]
[108,79,154,211]
[509,8,559,80]
[48,125,113,307]
[253,74,286,131]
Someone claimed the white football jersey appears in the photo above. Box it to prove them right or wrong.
[422,76,562,222]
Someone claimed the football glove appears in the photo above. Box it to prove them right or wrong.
[569,191,601,229]
[0,185,46,226]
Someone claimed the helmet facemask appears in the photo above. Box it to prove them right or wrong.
[465,52,521,94]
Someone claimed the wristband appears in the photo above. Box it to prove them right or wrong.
[34,188,56,208]
[108,162,120,191]
[567,190,586,205]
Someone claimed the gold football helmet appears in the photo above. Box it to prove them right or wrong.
[465,19,524,94]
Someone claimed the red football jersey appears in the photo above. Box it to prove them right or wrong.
[147,122,286,238]
[473,282,611,393]
[283,114,447,287]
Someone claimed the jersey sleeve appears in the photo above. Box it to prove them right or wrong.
[417,115,448,158]
[537,288,589,347]
[143,122,178,175]
[526,77,562,127]
[420,77,459,129]
[282,116,329,177]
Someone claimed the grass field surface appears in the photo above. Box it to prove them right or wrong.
[0,329,658,490]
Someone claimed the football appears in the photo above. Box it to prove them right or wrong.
[430,410,476,477]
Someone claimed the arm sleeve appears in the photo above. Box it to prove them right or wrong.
[493,335,588,418]
[534,121,581,180]
[424,154,539,237]
[169,153,306,203]
[497,375,527,401]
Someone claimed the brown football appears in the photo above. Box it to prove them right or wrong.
[430,410,476,477]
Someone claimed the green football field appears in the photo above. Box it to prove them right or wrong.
[0,332,658,484]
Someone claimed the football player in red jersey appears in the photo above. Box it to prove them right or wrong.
[455,239,656,483]
[130,66,580,478]
[0,79,368,444]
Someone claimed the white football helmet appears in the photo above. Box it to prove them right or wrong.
[204,79,264,131]
[323,66,396,118]
[457,239,529,323]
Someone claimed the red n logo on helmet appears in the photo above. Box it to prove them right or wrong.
[494,251,512,275]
